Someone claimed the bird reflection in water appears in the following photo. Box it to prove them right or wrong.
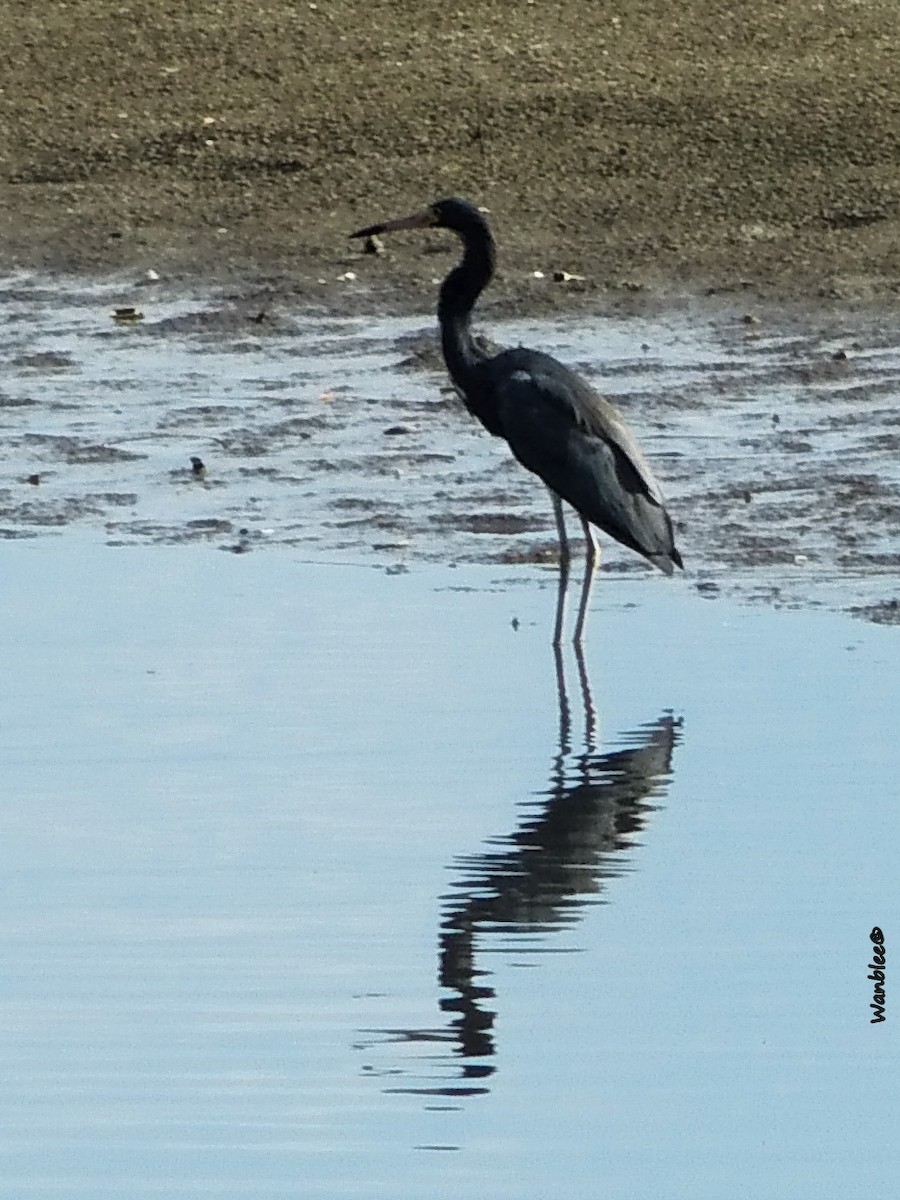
[364,647,681,1099]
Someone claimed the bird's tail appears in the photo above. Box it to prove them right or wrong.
[647,545,683,576]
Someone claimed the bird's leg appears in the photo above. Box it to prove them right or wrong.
[573,517,600,645]
[551,491,570,646]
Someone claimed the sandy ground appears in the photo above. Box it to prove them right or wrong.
[2,1,900,303]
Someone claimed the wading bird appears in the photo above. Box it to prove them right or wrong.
[350,197,682,644]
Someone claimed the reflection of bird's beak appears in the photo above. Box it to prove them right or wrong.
[349,207,435,239]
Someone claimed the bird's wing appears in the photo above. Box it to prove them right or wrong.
[493,354,667,507]
[578,392,667,507]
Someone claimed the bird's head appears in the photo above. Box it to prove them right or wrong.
[350,197,490,241]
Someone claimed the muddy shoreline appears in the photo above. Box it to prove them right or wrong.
[2,4,898,624]
[2,277,898,626]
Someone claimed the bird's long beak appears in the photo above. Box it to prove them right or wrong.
[349,206,436,239]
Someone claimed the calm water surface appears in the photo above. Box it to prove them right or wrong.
[1,537,897,1198]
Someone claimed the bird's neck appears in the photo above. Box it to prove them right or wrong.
[437,224,496,392]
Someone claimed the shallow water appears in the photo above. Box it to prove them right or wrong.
[2,275,899,620]
[1,538,897,1198]
[1,277,898,1196]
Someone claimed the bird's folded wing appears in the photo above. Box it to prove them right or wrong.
[494,358,667,508]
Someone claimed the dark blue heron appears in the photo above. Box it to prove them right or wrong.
[351,197,682,643]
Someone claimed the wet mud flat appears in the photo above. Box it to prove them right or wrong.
[1,273,899,623]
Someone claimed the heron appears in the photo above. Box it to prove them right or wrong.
[350,197,682,644]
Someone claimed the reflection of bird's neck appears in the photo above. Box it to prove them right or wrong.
[438,224,496,397]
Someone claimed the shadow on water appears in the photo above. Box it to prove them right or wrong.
[365,646,681,1099]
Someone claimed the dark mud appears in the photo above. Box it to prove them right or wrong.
[2,277,898,623]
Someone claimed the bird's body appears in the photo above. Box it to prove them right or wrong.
[351,197,682,642]
[468,344,680,576]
